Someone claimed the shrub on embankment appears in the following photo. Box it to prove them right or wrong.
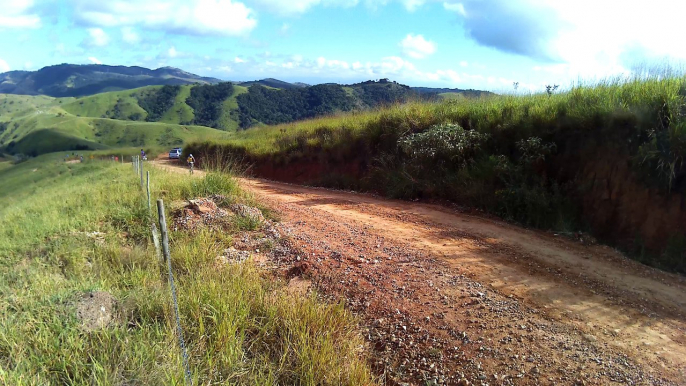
[186,75,686,273]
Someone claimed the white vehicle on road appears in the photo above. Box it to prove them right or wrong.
[169,148,182,159]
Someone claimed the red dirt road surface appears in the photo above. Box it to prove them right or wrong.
[154,159,686,385]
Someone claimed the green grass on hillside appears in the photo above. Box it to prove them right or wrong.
[62,87,150,121]
[438,92,466,101]
[0,156,374,384]
[0,92,231,157]
[159,85,195,125]
[217,85,248,131]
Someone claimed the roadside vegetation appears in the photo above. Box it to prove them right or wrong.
[0,156,373,384]
[186,74,686,273]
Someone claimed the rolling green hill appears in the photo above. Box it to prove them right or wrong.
[0,93,230,157]
[0,76,491,157]
[24,79,440,132]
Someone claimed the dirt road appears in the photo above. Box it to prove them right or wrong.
[154,159,686,385]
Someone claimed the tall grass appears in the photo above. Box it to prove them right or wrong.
[0,158,374,384]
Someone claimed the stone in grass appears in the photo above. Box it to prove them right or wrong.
[76,291,119,331]
[229,204,265,223]
[216,247,251,265]
[188,199,217,215]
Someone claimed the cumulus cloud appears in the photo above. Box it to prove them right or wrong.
[442,0,565,61]
[443,0,686,75]
[400,34,436,59]
[234,57,246,63]
[84,28,110,47]
[442,1,464,15]
[88,56,102,64]
[250,0,361,15]
[401,0,426,11]
[121,27,140,44]
[71,0,257,37]
[0,59,10,73]
[0,0,41,28]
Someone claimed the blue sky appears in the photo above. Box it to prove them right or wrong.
[1,0,685,92]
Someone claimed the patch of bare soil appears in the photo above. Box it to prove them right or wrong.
[76,291,119,331]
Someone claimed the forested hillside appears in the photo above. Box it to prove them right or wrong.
[25,79,466,131]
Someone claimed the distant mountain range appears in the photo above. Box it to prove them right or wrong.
[236,78,310,89]
[0,64,222,97]
[0,64,493,98]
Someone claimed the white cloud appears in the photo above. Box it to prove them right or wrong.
[250,0,360,16]
[0,0,41,28]
[279,23,291,35]
[88,56,102,64]
[443,0,686,80]
[442,1,465,15]
[204,52,512,90]
[85,28,110,47]
[399,34,436,59]
[72,0,257,37]
[121,27,140,44]
[459,61,468,67]
[23,61,33,70]
[168,46,179,58]
[0,59,10,73]
[234,56,246,63]
[546,0,686,78]
[401,0,426,11]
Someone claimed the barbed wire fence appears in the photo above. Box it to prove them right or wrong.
[131,155,193,386]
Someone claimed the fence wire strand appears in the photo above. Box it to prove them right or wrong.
[137,161,192,385]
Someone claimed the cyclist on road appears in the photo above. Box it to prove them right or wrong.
[187,154,196,174]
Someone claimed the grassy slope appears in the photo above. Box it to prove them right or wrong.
[217,85,248,131]
[159,84,195,124]
[438,92,466,101]
[55,84,248,132]
[0,92,231,156]
[194,76,686,157]
[0,156,373,384]
[61,87,150,120]
[60,84,249,131]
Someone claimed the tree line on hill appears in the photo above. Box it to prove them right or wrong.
[131,80,441,130]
